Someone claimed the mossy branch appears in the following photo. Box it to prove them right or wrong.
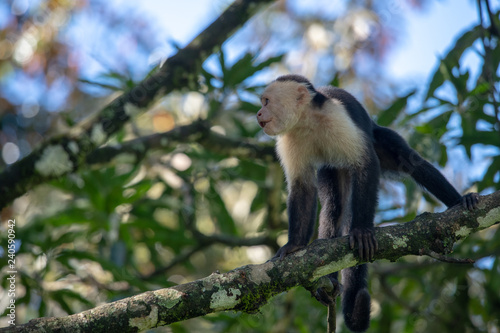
[2,191,499,333]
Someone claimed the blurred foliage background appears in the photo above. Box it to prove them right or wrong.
[0,0,499,332]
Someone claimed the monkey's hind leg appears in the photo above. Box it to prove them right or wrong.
[315,166,343,305]
[342,264,370,333]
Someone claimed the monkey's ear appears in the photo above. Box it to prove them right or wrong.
[296,85,310,105]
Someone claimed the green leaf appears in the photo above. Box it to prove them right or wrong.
[207,98,223,119]
[428,110,453,139]
[210,182,238,236]
[329,73,340,87]
[224,53,284,88]
[424,60,445,101]
[443,24,483,65]
[468,81,490,96]
[252,54,284,73]
[78,78,123,91]
[56,250,149,289]
[50,289,94,314]
[223,52,254,88]
[460,131,500,147]
[219,48,227,79]
[404,180,419,212]
[446,65,469,104]
[477,155,500,191]
[239,100,260,114]
[377,90,416,126]
[438,142,448,166]
[424,25,482,101]
[51,291,72,314]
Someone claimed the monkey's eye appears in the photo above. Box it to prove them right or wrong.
[264,98,270,106]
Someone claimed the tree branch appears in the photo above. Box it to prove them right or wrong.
[3,191,499,333]
[424,250,475,264]
[85,120,276,166]
[144,233,276,279]
[0,0,274,210]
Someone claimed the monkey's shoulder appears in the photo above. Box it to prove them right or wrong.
[317,86,374,134]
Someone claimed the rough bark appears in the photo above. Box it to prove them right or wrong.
[2,191,499,333]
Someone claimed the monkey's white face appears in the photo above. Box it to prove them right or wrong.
[256,81,310,136]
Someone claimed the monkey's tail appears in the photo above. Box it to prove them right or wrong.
[341,265,371,332]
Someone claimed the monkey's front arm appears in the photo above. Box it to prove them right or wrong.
[275,177,318,259]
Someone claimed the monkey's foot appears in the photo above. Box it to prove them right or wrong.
[274,243,306,260]
[314,275,342,306]
[349,227,378,261]
[461,193,480,210]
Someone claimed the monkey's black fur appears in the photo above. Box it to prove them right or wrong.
[268,75,479,332]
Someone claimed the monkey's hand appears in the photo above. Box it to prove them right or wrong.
[461,193,480,210]
[349,227,378,261]
[274,243,306,260]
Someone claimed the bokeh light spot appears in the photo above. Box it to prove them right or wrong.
[2,142,20,164]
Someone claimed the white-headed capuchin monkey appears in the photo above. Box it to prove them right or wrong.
[256,74,479,332]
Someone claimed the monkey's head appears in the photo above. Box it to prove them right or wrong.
[256,75,314,136]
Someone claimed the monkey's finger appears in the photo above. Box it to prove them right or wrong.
[370,234,378,258]
[369,235,375,259]
[470,193,479,209]
[362,234,370,260]
[349,235,355,249]
[463,193,480,210]
[358,238,364,260]
[463,197,470,210]
[466,198,473,210]
[278,248,290,260]
[274,247,286,260]
[366,236,375,260]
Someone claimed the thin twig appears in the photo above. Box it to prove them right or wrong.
[425,250,475,264]
[327,303,336,333]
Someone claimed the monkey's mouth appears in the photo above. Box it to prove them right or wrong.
[259,119,271,128]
